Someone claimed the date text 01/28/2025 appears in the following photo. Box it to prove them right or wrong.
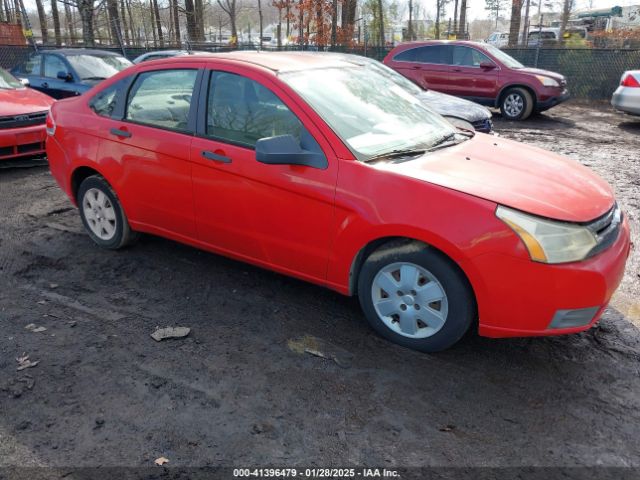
[232,468,400,477]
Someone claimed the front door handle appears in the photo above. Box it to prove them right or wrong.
[411,66,421,70]
[42,82,49,88]
[202,150,232,164]
[110,128,131,138]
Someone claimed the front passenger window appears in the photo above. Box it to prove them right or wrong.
[89,78,128,118]
[125,69,198,132]
[206,71,304,148]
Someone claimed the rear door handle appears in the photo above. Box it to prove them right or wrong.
[411,66,421,70]
[202,150,232,164]
[110,128,131,138]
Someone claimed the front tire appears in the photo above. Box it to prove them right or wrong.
[77,175,137,250]
[500,87,534,121]
[357,242,475,352]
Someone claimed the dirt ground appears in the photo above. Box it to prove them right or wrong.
[0,103,639,476]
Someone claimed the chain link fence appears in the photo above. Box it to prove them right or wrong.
[1,43,638,100]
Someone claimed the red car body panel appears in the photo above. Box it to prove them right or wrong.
[383,41,569,111]
[46,54,630,339]
[0,86,53,160]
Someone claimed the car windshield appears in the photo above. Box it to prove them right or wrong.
[66,54,132,80]
[0,68,22,89]
[281,65,455,160]
[482,44,524,69]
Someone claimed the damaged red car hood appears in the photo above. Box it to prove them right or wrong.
[379,133,614,222]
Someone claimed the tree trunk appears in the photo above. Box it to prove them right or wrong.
[35,0,48,43]
[64,1,75,44]
[508,0,523,46]
[298,0,303,45]
[286,1,290,38]
[458,0,466,38]
[120,0,130,44]
[50,0,62,45]
[184,0,197,43]
[107,0,121,46]
[258,0,263,47]
[452,0,458,36]
[407,0,413,40]
[78,0,95,46]
[152,0,163,46]
[435,0,440,39]
[171,0,181,46]
[377,0,384,46]
[521,0,530,46]
[559,0,571,44]
[195,0,204,41]
[277,7,282,47]
[331,0,337,46]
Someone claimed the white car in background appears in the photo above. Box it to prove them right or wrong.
[612,70,640,116]
[485,32,509,48]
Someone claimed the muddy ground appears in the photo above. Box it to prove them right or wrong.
[0,103,639,477]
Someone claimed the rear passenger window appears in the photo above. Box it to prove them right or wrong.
[206,71,304,148]
[394,46,451,64]
[89,78,128,118]
[125,69,197,132]
[22,54,42,75]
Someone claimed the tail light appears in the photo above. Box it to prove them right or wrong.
[621,74,640,88]
[45,111,56,136]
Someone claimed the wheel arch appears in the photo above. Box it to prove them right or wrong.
[347,236,477,310]
[495,83,538,109]
[70,165,107,203]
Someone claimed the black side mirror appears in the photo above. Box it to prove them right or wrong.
[255,132,327,169]
[57,70,72,81]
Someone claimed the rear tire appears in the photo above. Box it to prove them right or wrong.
[500,87,534,121]
[357,242,476,352]
[77,175,137,250]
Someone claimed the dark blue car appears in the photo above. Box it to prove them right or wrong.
[11,49,132,99]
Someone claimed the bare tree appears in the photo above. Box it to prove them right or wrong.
[171,0,181,45]
[508,0,523,46]
[258,0,263,47]
[217,0,238,45]
[458,0,466,37]
[151,0,163,45]
[77,0,95,45]
[377,0,384,46]
[35,0,49,43]
[559,0,573,43]
[64,0,76,43]
[107,0,122,45]
[50,0,62,44]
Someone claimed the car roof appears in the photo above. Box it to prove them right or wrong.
[147,51,359,73]
[43,48,123,57]
[393,40,489,49]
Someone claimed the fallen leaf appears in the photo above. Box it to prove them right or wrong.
[154,457,169,466]
[439,424,455,432]
[151,326,190,342]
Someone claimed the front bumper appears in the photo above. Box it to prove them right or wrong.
[464,215,631,338]
[0,124,47,161]
[536,89,570,112]
[612,86,640,116]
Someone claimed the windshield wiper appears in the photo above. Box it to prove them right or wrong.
[82,76,107,81]
[364,148,426,163]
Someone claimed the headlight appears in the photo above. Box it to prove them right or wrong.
[496,206,597,263]
[535,75,560,87]
[444,116,475,131]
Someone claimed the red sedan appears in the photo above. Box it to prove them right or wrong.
[0,68,54,162]
[46,52,630,352]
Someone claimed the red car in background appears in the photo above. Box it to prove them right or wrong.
[46,52,629,352]
[383,40,569,120]
[0,68,54,161]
